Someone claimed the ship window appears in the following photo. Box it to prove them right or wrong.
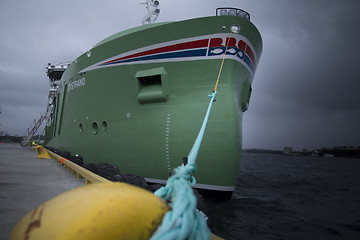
[92,122,98,135]
[101,121,108,131]
[138,75,161,86]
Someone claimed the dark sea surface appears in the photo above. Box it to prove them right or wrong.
[206,153,360,240]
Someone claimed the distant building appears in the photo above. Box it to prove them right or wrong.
[324,153,334,158]
[283,147,293,155]
[337,146,360,150]
[311,150,320,157]
[0,131,4,136]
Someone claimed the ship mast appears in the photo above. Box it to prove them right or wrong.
[140,0,160,25]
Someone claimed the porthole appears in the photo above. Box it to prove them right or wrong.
[101,121,108,131]
[92,122,99,135]
[79,123,83,133]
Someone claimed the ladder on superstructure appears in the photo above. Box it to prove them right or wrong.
[21,115,46,147]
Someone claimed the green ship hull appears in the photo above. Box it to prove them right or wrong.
[44,13,262,198]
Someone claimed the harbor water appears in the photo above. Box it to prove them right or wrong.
[207,153,360,240]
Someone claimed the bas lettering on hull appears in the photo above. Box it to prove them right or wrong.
[207,35,257,74]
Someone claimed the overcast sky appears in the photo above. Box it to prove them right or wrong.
[0,0,359,150]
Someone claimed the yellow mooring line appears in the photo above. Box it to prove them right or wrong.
[213,31,233,92]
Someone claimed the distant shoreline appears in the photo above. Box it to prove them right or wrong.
[1,135,358,159]
[0,136,22,143]
[243,148,360,159]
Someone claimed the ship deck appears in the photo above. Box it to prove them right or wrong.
[0,143,84,240]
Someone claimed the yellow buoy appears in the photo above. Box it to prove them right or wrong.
[10,182,169,240]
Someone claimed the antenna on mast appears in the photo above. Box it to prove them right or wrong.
[140,0,160,25]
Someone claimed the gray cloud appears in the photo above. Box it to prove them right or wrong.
[242,0,360,150]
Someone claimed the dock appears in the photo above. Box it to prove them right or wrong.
[0,143,84,240]
[0,143,223,240]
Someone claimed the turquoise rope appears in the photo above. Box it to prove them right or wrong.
[150,91,217,240]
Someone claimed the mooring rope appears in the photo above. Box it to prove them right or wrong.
[151,32,233,240]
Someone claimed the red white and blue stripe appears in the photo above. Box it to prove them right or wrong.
[80,34,258,76]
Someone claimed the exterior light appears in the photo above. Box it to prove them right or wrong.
[228,10,236,16]
[220,9,227,16]
[216,8,250,21]
[231,24,240,33]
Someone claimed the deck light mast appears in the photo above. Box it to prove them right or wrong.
[141,0,160,25]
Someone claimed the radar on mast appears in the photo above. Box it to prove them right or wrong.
[140,0,160,25]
